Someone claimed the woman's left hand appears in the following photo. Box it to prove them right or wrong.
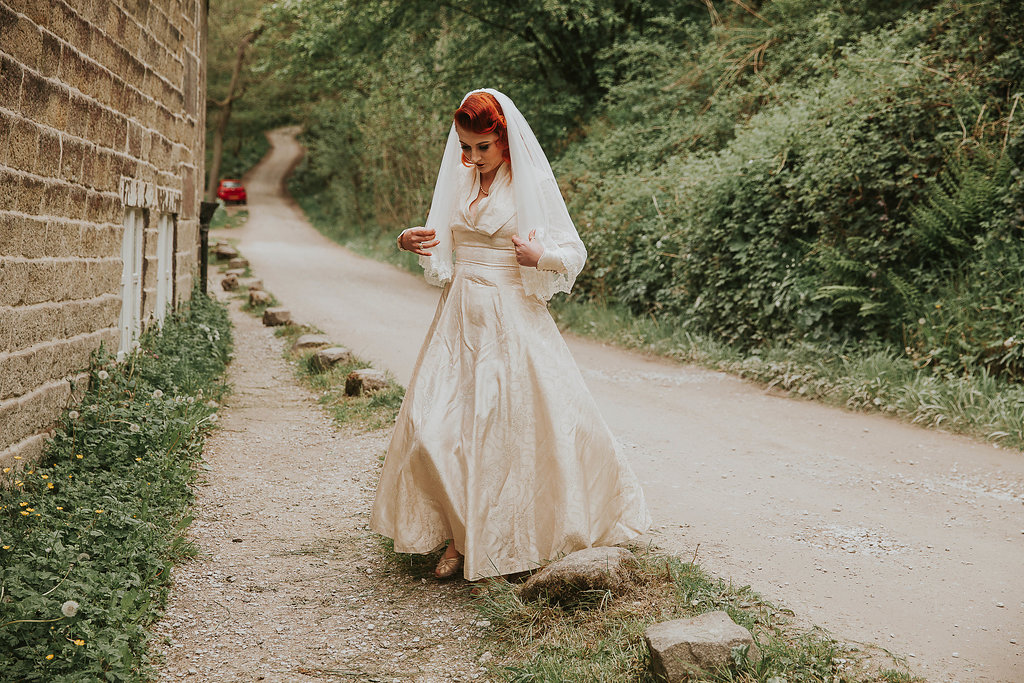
[512,230,544,268]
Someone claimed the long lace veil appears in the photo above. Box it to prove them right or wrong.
[418,88,586,301]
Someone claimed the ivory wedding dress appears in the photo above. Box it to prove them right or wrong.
[370,160,651,580]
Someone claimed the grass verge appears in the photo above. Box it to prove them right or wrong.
[471,547,918,682]
[551,297,1024,452]
[0,287,232,680]
[209,206,249,230]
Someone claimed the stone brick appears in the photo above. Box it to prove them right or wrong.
[6,12,43,69]
[65,93,92,137]
[0,259,29,305]
[20,69,69,131]
[40,179,70,216]
[0,213,22,257]
[105,2,128,41]
[18,174,47,215]
[19,215,48,258]
[67,185,88,221]
[6,0,52,27]
[39,29,62,79]
[43,219,77,257]
[35,126,61,177]
[0,110,13,166]
[0,53,24,110]
[80,224,119,257]
[7,117,40,173]
[0,330,108,400]
[0,374,73,448]
[50,1,90,50]
[60,134,86,183]
[2,294,120,354]
[0,432,49,470]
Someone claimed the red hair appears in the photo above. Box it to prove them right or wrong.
[454,92,511,167]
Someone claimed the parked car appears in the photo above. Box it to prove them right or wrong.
[216,179,247,204]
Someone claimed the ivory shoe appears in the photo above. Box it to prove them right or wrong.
[434,554,463,579]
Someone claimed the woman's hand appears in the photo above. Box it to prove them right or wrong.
[399,227,440,256]
[512,230,544,268]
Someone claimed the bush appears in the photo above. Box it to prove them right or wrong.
[0,289,232,681]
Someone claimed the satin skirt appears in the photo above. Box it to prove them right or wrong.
[370,243,651,580]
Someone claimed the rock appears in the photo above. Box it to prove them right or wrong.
[228,257,249,269]
[292,334,330,351]
[645,611,761,681]
[262,307,292,326]
[241,278,264,291]
[224,268,246,277]
[518,546,638,603]
[311,347,352,372]
[248,289,271,307]
[345,369,388,396]
[214,243,238,260]
[220,273,239,291]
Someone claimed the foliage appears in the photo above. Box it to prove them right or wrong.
[246,0,1024,387]
[0,289,232,681]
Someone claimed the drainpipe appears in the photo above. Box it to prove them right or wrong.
[199,201,219,294]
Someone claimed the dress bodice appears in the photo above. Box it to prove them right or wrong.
[451,163,519,271]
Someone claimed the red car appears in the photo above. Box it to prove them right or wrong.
[216,179,247,204]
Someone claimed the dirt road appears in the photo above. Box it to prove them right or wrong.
[232,126,1024,682]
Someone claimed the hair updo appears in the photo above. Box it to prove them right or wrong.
[453,92,511,167]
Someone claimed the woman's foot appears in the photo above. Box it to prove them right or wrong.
[434,543,463,579]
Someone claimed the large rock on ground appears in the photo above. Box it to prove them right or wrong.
[262,307,292,326]
[518,546,638,603]
[228,257,249,269]
[248,289,271,307]
[220,273,239,291]
[214,243,238,260]
[345,369,388,396]
[292,334,330,351]
[645,611,760,681]
[240,278,263,291]
[311,347,353,372]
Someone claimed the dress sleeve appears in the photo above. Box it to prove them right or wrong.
[518,176,587,300]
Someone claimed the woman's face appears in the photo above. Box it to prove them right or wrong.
[456,124,504,175]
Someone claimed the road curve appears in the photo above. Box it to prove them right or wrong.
[223,126,1024,682]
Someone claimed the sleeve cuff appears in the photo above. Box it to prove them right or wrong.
[536,248,566,273]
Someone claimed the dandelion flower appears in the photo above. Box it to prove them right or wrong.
[19,502,28,507]
[209,414,218,423]
[76,454,83,459]
[2,545,9,550]
[68,411,79,420]
[152,389,164,399]
[41,475,48,479]
[73,639,84,646]
[20,511,29,516]
[95,509,104,514]
[135,457,142,462]
[2,467,9,473]
[97,370,109,380]
[206,400,219,409]
[61,600,79,617]
[129,423,141,433]
[46,654,54,660]
[47,483,54,489]
[56,506,63,510]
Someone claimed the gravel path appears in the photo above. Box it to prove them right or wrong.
[150,295,486,682]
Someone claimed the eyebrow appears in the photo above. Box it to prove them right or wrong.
[458,141,490,146]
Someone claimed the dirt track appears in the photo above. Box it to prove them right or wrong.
[230,126,1024,682]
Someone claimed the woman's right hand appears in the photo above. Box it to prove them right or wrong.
[399,227,439,256]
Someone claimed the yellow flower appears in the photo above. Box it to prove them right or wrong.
[27,470,33,475]
[135,457,142,462]
[26,508,34,512]
[95,510,104,514]
[76,454,83,459]
[41,475,48,479]
[73,639,84,646]
[2,467,9,473]
[56,507,63,510]
[47,483,54,489]
[13,456,21,460]
[19,502,28,507]
[2,545,9,550]
[20,511,29,516]
[46,654,54,660]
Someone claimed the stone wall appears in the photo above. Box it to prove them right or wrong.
[0,0,207,466]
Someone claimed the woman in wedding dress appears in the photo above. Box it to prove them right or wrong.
[370,88,650,583]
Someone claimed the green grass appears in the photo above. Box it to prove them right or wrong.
[272,324,405,431]
[0,288,231,680]
[550,297,1024,452]
[467,548,919,683]
[209,206,249,230]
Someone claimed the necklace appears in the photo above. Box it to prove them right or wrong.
[479,186,489,197]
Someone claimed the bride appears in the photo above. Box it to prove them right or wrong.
[370,88,650,582]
